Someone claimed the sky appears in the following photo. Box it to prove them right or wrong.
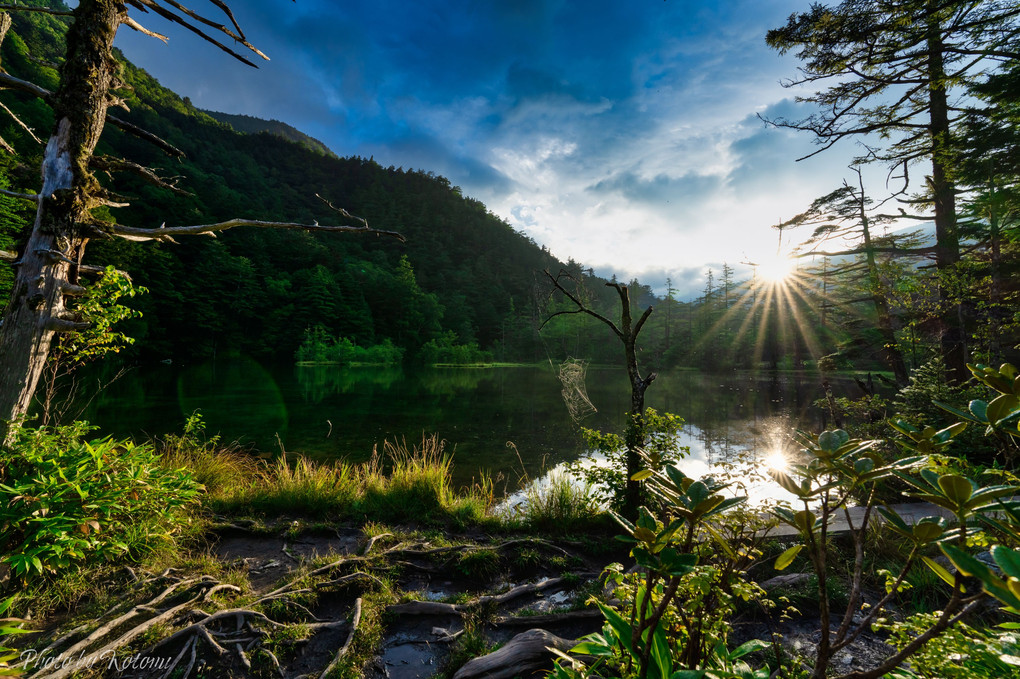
[113,0,878,299]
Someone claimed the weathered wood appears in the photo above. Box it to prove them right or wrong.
[452,628,577,679]
[385,601,462,616]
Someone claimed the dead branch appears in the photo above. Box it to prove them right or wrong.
[386,601,462,616]
[125,0,265,67]
[475,577,564,607]
[106,114,185,157]
[362,532,393,555]
[452,628,578,679]
[0,99,40,144]
[318,598,362,679]
[0,72,185,157]
[492,608,602,627]
[91,155,191,195]
[105,218,406,242]
[541,268,622,338]
[0,4,72,15]
[121,15,168,42]
[154,0,268,60]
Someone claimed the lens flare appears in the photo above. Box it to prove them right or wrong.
[762,449,788,472]
[757,252,797,284]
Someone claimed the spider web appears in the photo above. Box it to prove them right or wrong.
[558,357,597,422]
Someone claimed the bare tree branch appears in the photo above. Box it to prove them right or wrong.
[0,72,184,157]
[91,155,191,196]
[0,4,72,15]
[106,114,184,157]
[126,0,266,67]
[542,268,623,339]
[122,15,168,42]
[156,0,268,60]
[103,218,407,243]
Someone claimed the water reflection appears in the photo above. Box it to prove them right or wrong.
[79,362,861,495]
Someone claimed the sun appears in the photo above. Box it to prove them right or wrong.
[762,449,788,472]
[756,252,798,284]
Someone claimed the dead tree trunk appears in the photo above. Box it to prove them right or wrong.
[0,1,121,444]
[0,2,403,444]
[543,269,655,517]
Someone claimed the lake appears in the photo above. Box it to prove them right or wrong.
[78,359,862,497]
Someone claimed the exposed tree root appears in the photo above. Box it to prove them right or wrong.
[318,597,362,679]
[27,531,599,679]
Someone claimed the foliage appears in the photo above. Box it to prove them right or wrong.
[37,267,146,425]
[0,422,201,580]
[0,597,28,677]
[550,461,773,679]
[876,614,1020,679]
[767,417,1020,679]
[52,268,146,369]
[573,408,687,512]
[294,325,404,365]
[418,331,493,365]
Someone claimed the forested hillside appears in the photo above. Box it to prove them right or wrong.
[202,110,337,158]
[0,4,568,363]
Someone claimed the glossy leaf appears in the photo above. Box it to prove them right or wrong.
[774,544,804,571]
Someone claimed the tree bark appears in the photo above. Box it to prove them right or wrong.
[926,5,966,384]
[0,0,122,444]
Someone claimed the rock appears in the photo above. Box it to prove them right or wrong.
[759,573,812,590]
[452,628,576,679]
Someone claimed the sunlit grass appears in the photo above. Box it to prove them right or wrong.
[187,434,498,527]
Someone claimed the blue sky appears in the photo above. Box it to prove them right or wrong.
[115,0,874,299]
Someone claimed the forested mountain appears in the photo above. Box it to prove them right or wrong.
[202,111,337,159]
[0,5,570,363]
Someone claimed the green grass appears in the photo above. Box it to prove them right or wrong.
[178,433,499,528]
[501,469,604,534]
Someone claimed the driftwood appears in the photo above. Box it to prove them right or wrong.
[452,628,577,679]
[386,601,462,616]
[492,608,602,627]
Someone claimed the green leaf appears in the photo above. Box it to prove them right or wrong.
[993,546,1020,580]
[596,602,635,657]
[569,640,614,656]
[911,521,944,543]
[818,429,849,452]
[775,544,803,571]
[730,638,770,659]
[922,556,956,587]
[631,469,654,481]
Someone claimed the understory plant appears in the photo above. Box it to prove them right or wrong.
[572,408,688,512]
[768,387,1020,678]
[0,422,201,580]
[551,458,774,679]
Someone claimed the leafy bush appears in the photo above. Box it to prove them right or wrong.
[572,408,687,511]
[0,423,201,579]
[418,331,493,365]
[295,326,404,365]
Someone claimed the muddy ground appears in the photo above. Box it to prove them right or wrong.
[13,521,926,679]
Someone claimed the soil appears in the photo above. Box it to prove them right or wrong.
[13,521,956,679]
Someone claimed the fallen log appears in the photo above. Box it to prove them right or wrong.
[452,628,576,679]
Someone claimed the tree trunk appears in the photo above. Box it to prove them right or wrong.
[0,1,121,444]
[926,8,966,384]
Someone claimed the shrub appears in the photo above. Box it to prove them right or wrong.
[0,423,201,580]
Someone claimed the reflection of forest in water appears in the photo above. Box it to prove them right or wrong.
[79,360,863,489]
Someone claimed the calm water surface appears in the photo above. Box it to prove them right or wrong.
[80,359,861,494]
